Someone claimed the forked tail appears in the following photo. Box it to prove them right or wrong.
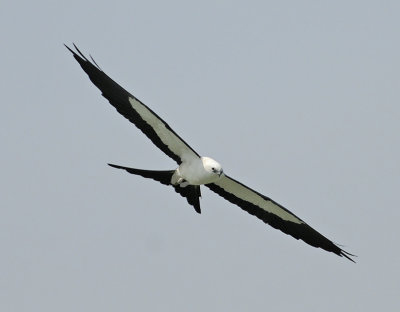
[108,164,201,213]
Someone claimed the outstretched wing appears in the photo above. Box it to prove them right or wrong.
[65,44,199,164]
[206,175,355,262]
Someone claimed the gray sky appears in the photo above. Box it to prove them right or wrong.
[1,1,399,311]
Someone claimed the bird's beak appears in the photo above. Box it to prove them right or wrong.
[219,170,223,177]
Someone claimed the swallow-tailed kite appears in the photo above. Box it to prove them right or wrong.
[66,44,355,262]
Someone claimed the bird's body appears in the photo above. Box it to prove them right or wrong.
[173,157,223,186]
[66,44,355,262]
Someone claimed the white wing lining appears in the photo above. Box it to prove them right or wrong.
[212,176,304,224]
[128,97,199,163]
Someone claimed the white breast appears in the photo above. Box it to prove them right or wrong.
[177,157,220,185]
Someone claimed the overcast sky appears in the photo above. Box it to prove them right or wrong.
[1,1,399,311]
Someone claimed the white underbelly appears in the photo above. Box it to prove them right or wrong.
[176,158,219,185]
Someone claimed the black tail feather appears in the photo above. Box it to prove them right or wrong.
[174,183,201,214]
[108,163,173,185]
[108,163,201,213]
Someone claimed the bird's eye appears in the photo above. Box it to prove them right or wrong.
[212,167,215,171]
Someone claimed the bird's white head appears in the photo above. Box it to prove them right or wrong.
[201,157,224,178]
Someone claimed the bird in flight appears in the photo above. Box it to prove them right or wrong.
[66,44,355,262]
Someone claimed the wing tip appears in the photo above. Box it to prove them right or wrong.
[64,43,74,54]
[334,241,357,263]
[340,249,357,263]
[65,43,102,71]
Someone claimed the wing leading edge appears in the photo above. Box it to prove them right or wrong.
[65,44,199,164]
[206,175,355,262]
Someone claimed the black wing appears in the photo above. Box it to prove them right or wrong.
[206,175,355,262]
[66,44,200,164]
